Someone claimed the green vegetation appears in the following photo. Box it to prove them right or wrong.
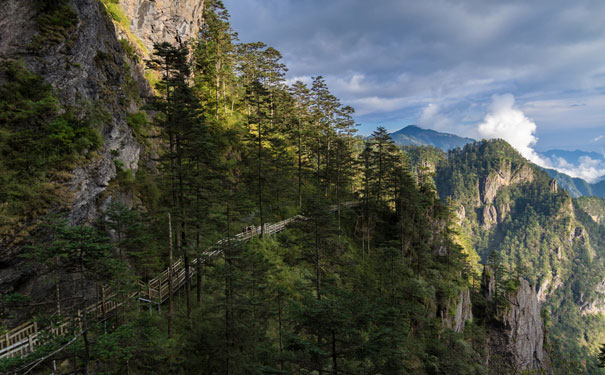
[433,139,605,374]
[0,61,101,241]
[29,0,78,48]
[2,0,602,373]
[100,0,149,55]
[0,1,491,372]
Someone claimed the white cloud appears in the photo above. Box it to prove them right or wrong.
[348,96,408,116]
[477,94,605,182]
[417,103,460,133]
[548,155,605,183]
[477,94,547,165]
[595,135,604,142]
[285,75,312,86]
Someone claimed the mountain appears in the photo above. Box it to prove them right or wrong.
[390,126,605,198]
[390,125,475,151]
[0,1,600,374]
[544,168,605,198]
[427,140,605,373]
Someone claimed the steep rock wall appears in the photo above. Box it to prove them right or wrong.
[482,269,552,374]
[120,0,205,51]
[0,0,143,322]
[0,0,141,225]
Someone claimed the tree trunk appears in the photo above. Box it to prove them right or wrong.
[79,261,90,375]
[196,231,202,305]
[168,213,174,338]
[315,220,321,301]
[224,205,233,375]
[331,330,338,375]
[298,121,303,208]
[258,95,264,236]
[184,252,192,322]
[278,292,284,371]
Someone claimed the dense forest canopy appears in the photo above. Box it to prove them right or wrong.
[0,1,604,374]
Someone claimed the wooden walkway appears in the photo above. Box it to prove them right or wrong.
[0,211,321,360]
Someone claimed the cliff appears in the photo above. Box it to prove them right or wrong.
[481,267,552,373]
[0,0,203,321]
[119,0,205,53]
[433,139,605,372]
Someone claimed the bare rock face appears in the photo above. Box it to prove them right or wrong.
[488,279,552,374]
[1,0,141,226]
[549,178,558,194]
[482,204,498,228]
[454,288,473,333]
[481,265,496,301]
[0,0,141,321]
[440,288,473,333]
[455,204,466,224]
[480,162,533,205]
[120,0,205,52]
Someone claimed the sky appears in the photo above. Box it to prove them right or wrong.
[223,0,605,180]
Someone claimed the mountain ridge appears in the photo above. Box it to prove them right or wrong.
[391,125,605,198]
[390,124,475,151]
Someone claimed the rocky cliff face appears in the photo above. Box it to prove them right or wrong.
[480,161,533,205]
[481,268,552,374]
[431,140,605,369]
[119,0,205,52]
[0,0,141,225]
[453,160,534,229]
[0,0,149,320]
[440,288,473,333]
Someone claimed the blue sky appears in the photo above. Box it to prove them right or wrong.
[224,0,605,156]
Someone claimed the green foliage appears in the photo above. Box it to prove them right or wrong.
[3,1,595,373]
[31,0,78,47]
[431,138,605,374]
[119,38,140,63]
[126,111,149,138]
[0,61,101,240]
[101,0,130,28]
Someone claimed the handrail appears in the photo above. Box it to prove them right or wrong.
[0,202,358,360]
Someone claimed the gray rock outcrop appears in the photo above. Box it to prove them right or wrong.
[480,162,533,205]
[487,278,552,374]
[482,204,498,228]
[120,0,205,52]
[0,0,142,321]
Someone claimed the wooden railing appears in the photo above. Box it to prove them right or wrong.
[0,203,356,360]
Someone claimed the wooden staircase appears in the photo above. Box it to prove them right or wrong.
[0,213,309,360]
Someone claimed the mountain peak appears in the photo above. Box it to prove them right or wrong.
[390,125,475,151]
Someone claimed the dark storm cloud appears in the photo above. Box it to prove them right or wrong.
[224,0,605,148]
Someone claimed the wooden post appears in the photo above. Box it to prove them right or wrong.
[168,213,174,338]
[147,283,152,315]
[77,310,82,330]
[101,286,107,319]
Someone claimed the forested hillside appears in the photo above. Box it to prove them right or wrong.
[0,0,599,374]
[432,140,605,374]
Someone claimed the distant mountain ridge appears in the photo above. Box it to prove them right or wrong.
[390,125,605,198]
[390,125,475,151]
[543,168,605,198]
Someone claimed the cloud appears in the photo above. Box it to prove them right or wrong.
[477,94,546,165]
[417,103,469,135]
[477,94,605,182]
[548,156,605,183]
[595,135,604,142]
[226,0,605,146]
